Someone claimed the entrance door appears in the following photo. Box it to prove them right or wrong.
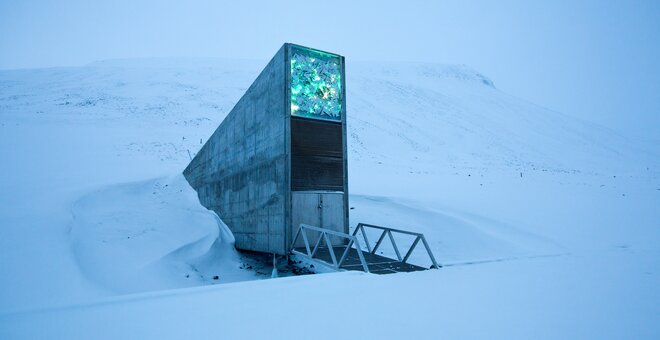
[291,191,345,248]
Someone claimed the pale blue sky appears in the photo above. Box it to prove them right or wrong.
[1,0,658,139]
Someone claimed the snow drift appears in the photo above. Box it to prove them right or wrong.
[69,174,255,293]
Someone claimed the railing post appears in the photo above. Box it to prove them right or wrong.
[357,223,372,253]
[372,230,388,254]
[387,230,402,261]
[311,229,324,258]
[420,235,440,269]
[324,232,338,268]
[353,237,370,273]
[338,238,354,267]
[301,226,312,257]
[402,236,421,263]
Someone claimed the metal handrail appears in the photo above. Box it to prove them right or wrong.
[291,224,370,273]
[353,223,440,269]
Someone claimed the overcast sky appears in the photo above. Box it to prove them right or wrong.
[1,0,658,139]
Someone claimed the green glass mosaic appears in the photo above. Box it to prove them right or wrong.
[290,46,342,121]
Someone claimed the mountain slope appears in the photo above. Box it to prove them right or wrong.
[0,58,658,338]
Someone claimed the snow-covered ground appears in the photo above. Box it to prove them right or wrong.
[0,58,658,339]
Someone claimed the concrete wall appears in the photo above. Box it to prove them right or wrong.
[184,43,348,255]
[340,56,349,237]
[184,45,289,255]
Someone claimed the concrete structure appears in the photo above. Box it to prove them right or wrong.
[184,43,348,255]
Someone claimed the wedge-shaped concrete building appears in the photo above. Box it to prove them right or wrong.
[184,43,348,255]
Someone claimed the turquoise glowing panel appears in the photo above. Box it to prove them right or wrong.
[290,46,342,121]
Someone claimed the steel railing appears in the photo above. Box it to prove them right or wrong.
[291,224,370,273]
[353,223,440,269]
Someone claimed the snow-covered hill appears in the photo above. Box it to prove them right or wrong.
[0,58,658,339]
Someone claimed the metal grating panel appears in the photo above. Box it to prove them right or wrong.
[290,117,344,191]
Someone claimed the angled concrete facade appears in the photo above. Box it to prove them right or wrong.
[184,43,348,255]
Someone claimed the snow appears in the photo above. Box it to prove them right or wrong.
[349,195,563,266]
[70,174,256,293]
[2,253,658,339]
[0,58,658,339]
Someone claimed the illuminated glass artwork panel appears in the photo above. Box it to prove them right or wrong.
[290,46,342,121]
